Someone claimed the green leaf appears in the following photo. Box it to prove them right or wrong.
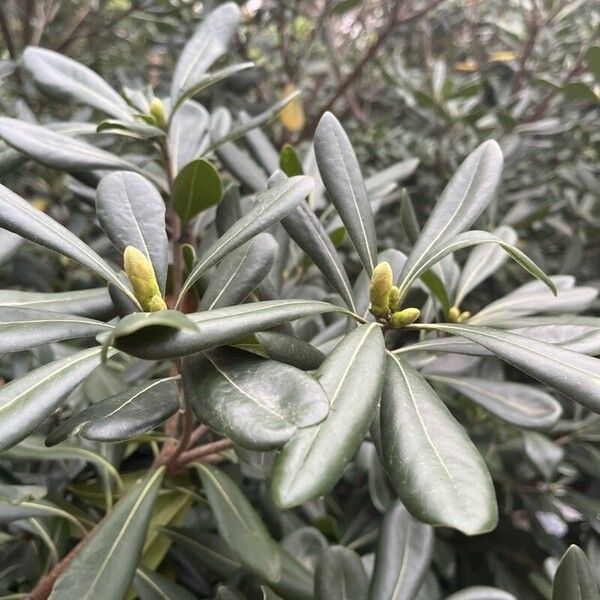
[22,46,133,119]
[314,112,378,275]
[397,230,555,301]
[196,464,281,581]
[96,171,169,293]
[454,225,517,306]
[172,159,222,224]
[200,233,277,310]
[379,354,498,535]
[0,499,85,534]
[240,110,280,173]
[281,186,356,311]
[0,183,141,308]
[398,141,503,302]
[49,468,165,600]
[133,566,195,600]
[416,323,600,414]
[280,144,304,176]
[369,501,434,600]
[314,546,368,600]
[257,330,325,371]
[216,141,268,191]
[561,82,598,101]
[168,100,210,174]
[177,176,313,305]
[0,483,46,504]
[0,288,112,319]
[446,587,517,600]
[586,46,600,84]
[183,347,329,450]
[261,587,284,600]
[0,307,111,353]
[271,323,385,508]
[114,299,351,360]
[552,544,600,600]
[46,377,180,445]
[0,347,110,452]
[170,2,240,105]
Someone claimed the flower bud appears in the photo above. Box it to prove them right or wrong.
[390,307,420,329]
[458,310,471,323]
[149,97,166,128]
[369,261,393,318]
[123,246,165,312]
[448,306,460,322]
[389,285,400,311]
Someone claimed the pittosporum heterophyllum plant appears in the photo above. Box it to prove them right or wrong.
[0,3,598,599]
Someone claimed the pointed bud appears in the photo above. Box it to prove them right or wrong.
[149,97,166,128]
[390,307,420,329]
[369,261,393,318]
[448,306,460,322]
[123,246,164,312]
[458,310,471,323]
[389,285,400,311]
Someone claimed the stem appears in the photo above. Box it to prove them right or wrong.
[177,438,234,465]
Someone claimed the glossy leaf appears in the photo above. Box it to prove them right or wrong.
[49,468,165,600]
[196,464,281,581]
[552,545,599,600]
[314,546,368,600]
[0,307,111,353]
[199,233,277,310]
[177,176,313,306]
[427,375,562,429]
[369,501,434,600]
[379,354,497,535]
[133,566,195,600]
[314,112,377,275]
[0,183,141,307]
[417,323,600,413]
[0,347,110,452]
[170,3,240,106]
[183,347,329,450]
[46,377,180,445]
[271,324,385,508]
[115,299,351,360]
[398,141,503,301]
[96,171,169,292]
[280,144,304,176]
[22,47,132,119]
[172,159,222,224]
[257,330,326,371]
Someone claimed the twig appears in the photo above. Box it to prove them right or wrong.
[177,438,234,465]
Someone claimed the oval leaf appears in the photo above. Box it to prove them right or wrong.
[552,544,600,600]
[314,546,368,600]
[183,347,329,450]
[380,354,498,535]
[172,159,222,224]
[271,323,385,508]
[446,587,517,600]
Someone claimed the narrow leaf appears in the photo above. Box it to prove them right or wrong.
[134,566,195,600]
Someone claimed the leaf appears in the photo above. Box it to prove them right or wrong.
[114,300,351,360]
[0,347,111,452]
[0,499,85,534]
[453,225,517,306]
[170,3,240,106]
[281,188,356,311]
[172,159,222,224]
[0,183,141,308]
[0,483,46,504]
[417,323,600,414]
[280,144,304,176]
[397,229,555,301]
[369,501,434,600]
[196,464,281,581]
[0,118,151,178]
[96,171,169,293]
[257,330,326,371]
[365,158,420,193]
[0,288,112,319]
[133,566,195,600]
[398,141,503,302]
[561,82,598,101]
[314,112,377,275]
[183,347,329,450]
[271,324,385,508]
[49,468,165,600]
[379,354,498,535]
[46,377,180,445]
[446,587,517,600]
[22,47,132,119]
[168,100,210,174]
[0,307,111,353]
[177,176,314,305]
[216,141,268,191]
[426,374,562,429]
[241,110,280,173]
[314,546,368,600]
[586,46,600,84]
[102,310,197,361]
[552,545,600,600]
[200,233,278,310]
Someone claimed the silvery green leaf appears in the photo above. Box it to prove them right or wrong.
[96,171,169,292]
[552,545,599,600]
[134,566,195,600]
[257,330,326,371]
[446,587,517,600]
[314,546,368,600]
[216,141,268,191]
[168,100,210,173]
[365,158,420,193]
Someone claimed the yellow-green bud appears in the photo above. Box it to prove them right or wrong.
[389,285,400,311]
[458,310,471,323]
[123,246,165,312]
[448,306,460,322]
[369,261,393,318]
[390,307,420,329]
[149,97,166,128]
